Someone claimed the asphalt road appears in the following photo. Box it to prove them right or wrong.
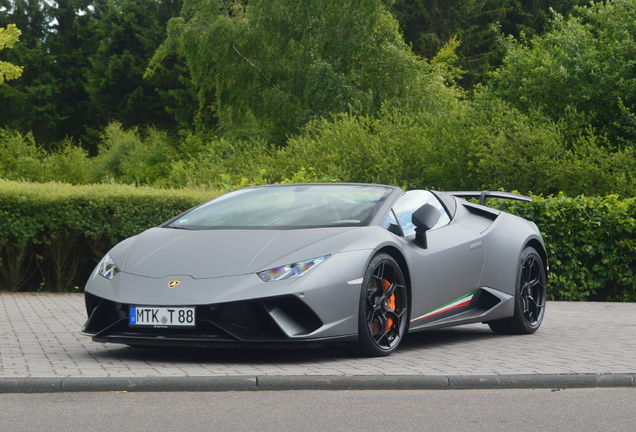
[1,388,635,432]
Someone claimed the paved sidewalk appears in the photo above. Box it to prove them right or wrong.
[1,293,635,391]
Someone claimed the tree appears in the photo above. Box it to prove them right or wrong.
[0,0,182,152]
[0,23,23,83]
[390,0,589,87]
[44,0,99,147]
[486,0,636,147]
[84,0,184,138]
[147,0,438,144]
[0,0,93,148]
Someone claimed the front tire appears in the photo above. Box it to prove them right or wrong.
[347,253,408,357]
[489,246,547,335]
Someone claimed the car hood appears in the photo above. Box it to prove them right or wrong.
[115,227,356,279]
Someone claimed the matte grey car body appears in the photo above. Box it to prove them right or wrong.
[82,183,548,356]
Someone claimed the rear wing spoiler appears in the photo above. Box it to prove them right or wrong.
[446,191,531,207]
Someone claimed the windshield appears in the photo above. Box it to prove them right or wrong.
[166,185,392,229]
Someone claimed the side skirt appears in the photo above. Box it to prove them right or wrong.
[407,287,513,333]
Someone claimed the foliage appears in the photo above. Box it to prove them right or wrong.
[0,0,182,151]
[146,0,438,144]
[0,0,632,152]
[0,0,101,148]
[486,0,636,147]
[0,123,185,186]
[93,122,181,185]
[84,0,184,140]
[273,110,440,189]
[463,94,636,196]
[496,194,636,302]
[250,97,636,197]
[0,179,218,292]
[0,0,60,146]
[390,0,589,87]
[0,129,97,184]
[3,95,636,197]
[0,23,22,83]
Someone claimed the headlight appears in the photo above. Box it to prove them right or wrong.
[257,255,329,282]
[98,253,120,280]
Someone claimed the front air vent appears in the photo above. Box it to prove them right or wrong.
[210,295,323,340]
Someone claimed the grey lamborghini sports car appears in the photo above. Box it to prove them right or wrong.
[82,183,548,357]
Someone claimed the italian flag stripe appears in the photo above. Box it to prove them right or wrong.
[411,290,476,322]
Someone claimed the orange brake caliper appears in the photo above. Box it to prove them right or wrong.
[383,279,396,332]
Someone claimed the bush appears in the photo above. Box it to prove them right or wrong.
[0,130,41,180]
[496,194,636,301]
[93,122,180,185]
[277,110,434,189]
[3,107,636,198]
[261,100,636,197]
[0,180,218,292]
[0,129,98,184]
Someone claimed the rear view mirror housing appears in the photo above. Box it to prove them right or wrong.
[411,204,440,248]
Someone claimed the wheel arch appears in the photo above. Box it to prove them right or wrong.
[524,238,549,279]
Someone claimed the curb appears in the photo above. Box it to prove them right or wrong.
[0,374,634,393]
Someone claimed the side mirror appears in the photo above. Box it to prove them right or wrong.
[411,204,440,248]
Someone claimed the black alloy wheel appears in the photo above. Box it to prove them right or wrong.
[348,253,408,357]
[489,246,547,335]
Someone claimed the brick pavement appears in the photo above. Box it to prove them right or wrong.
[1,293,635,379]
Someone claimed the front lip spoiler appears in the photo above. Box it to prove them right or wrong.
[88,333,357,349]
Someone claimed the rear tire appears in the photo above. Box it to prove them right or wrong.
[488,246,547,335]
[347,253,408,357]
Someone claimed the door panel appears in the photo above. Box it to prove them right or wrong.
[406,223,485,329]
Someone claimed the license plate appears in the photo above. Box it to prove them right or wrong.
[129,306,195,327]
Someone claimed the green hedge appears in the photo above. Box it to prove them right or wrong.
[0,180,218,292]
[1,180,634,301]
[496,194,636,301]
